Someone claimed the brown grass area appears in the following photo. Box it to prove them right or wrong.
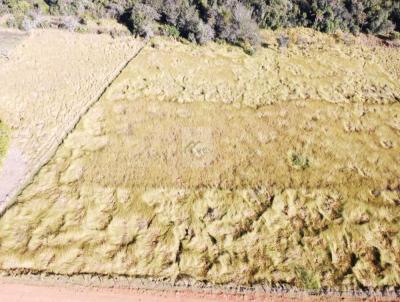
[0,29,399,292]
[0,28,144,210]
[121,29,400,107]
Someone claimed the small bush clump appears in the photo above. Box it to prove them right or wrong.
[289,151,310,169]
[215,1,260,46]
[128,3,161,37]
[277,33,289,48]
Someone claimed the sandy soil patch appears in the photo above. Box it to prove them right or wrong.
[0,29,144,212]
[0,30,399,292]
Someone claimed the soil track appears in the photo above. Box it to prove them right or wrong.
[0,282,235,302]
[0,279,397,302]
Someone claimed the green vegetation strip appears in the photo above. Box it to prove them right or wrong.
[1,0,399,49]
[0,120,9,165]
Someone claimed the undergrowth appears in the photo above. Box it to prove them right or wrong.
[0,0,399,50]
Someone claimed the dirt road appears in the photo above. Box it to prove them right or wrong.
[1,281,398,302]
[0,282,307,302]
[0,282,224,302]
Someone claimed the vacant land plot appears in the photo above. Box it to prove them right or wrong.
[0,29,144,211]
[0,29,399,292]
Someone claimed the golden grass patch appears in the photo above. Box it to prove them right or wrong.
[0,29,399,291]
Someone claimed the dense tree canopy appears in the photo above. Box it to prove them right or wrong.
[1,0,399,46]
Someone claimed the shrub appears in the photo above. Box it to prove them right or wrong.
[215,0,260,46]
[59,15,80,31]
[277,33,289,47]
[177,4,202,41]
[4,0,32,14]
[363,0,395,34]
[48,0,92,16]
[5,15,19,27]
[21,14,35,31]
[21,9,47,30]
[103,3,125,19]
[196,21,215,44]
[161,0,182,25]
[245,0,399,35]
[289,151,310,169]
[392,3,400,31]
[254,0,291,29]
[160,24,180,37]
[129,3,160,37]
[297,0,397,34]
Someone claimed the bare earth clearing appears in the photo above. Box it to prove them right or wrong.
[0,28,399,299]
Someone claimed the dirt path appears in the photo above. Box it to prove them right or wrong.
[0,282,226,302]
[0,29,144,213]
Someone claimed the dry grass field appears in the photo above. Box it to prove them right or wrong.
[0,28,399,293]
[0,29,144,211]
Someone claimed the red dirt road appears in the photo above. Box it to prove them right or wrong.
[1,282,233,302]
[0,281,399,302]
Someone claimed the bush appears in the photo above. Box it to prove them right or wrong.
[215,1,260,46]
[160,24,180,37]
[289,0,397,34]
[161,0,182,25]
[392,3,400,31]
[277,33,289,47]
[252,0,292,29]
[177,4,202,41]
[129,3,160,37]
[245,0,399,34]
[196,21,215,44]
[3,0,32,14]
[59,15,80,31]
[21,9,47,31]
